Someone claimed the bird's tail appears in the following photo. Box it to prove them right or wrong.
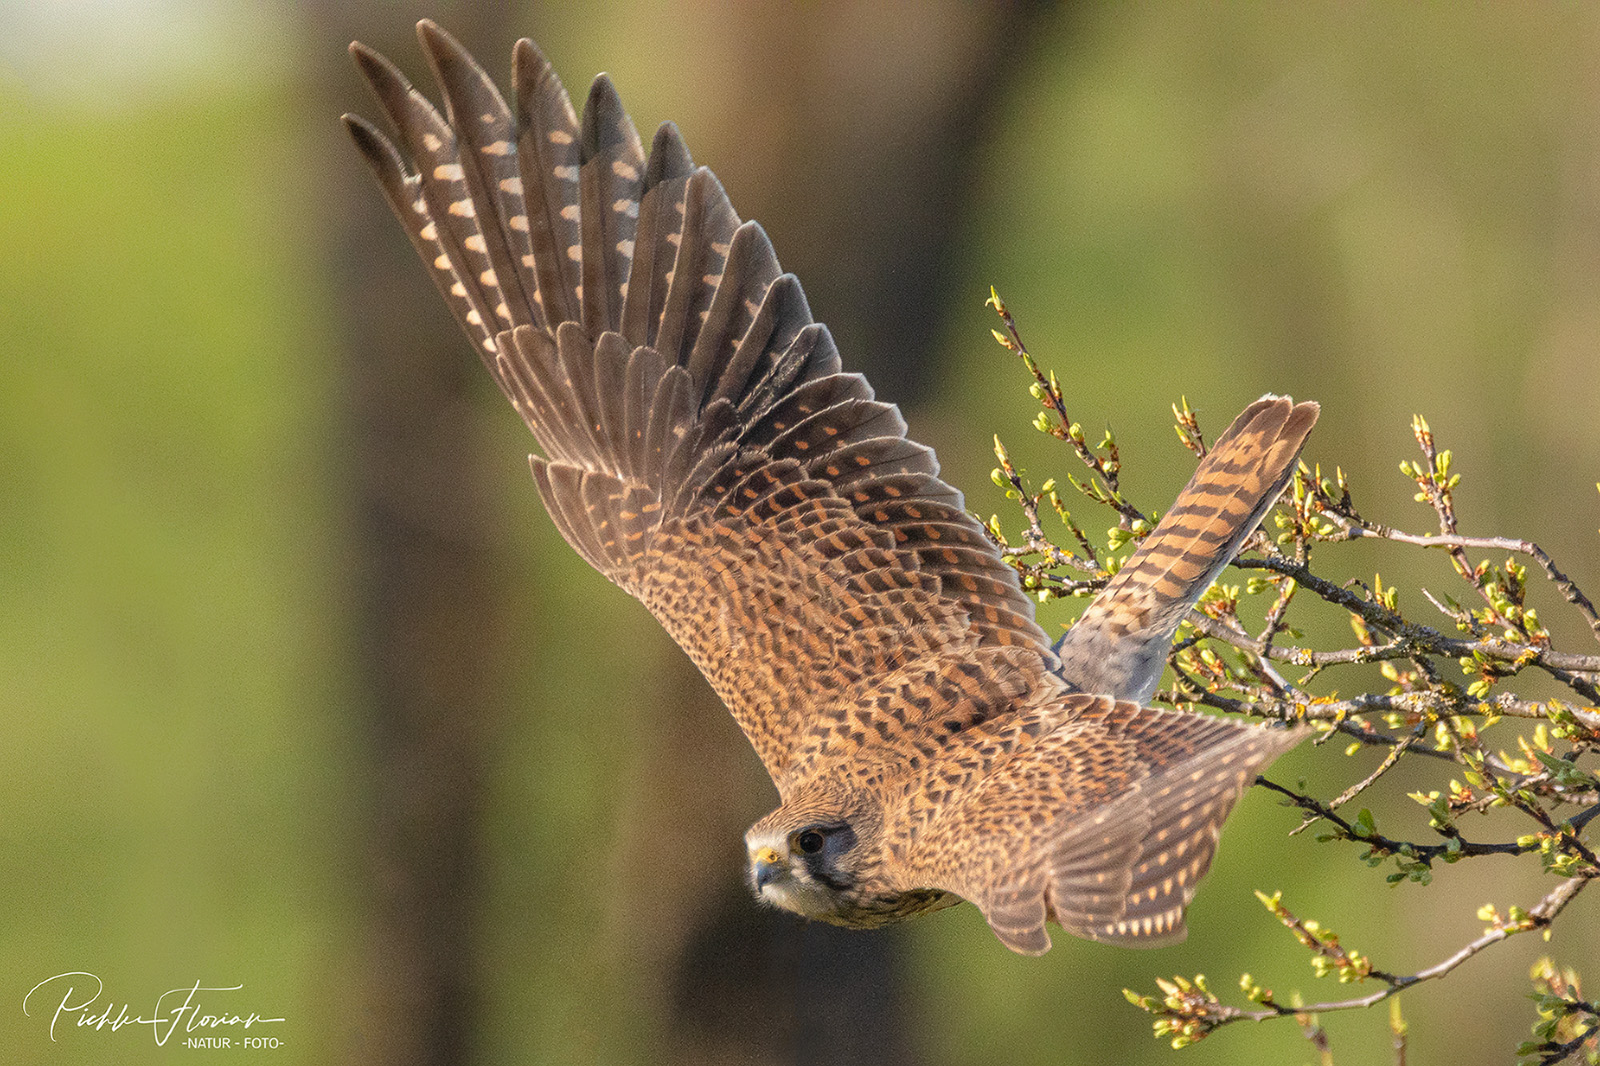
[1054,395,1319,704]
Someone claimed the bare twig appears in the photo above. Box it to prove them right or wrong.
[987,288,1148,529]
[1132,876,1593,1045]
[1323,514,1600,646]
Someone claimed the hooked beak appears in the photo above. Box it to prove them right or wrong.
[752,845,784,890]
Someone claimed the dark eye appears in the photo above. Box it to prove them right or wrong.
[796,830,825,854]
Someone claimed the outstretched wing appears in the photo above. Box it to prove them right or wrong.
[923,694,1305,954]
[344,22,1052,793]
[1055,395,1319,705]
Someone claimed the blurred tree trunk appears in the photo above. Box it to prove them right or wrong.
[308,6,514,1065]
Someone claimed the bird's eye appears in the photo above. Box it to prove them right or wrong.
[796,830,825,854]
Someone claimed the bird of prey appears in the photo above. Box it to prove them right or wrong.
[344,21,1317,955]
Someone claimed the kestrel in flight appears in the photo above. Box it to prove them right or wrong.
[345,22,1316,955]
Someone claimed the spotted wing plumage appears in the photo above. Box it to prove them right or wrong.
[923,694,1305,953]
[1055,396,1320,705]
[345,22,1051,793]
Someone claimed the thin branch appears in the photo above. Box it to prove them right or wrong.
[1305,875,1584,1007]
[1329,727,1422,811]
[1325,526,1600,646]
[1255,776,1536,862]
[1233,558,1600,678]
[1176,678,1600,733]
[987,289,1148,529]
[1214,876,1589,1024]
[989,436,1095,575]
[1528,996,1600,1066]
[1185,612,1409,668]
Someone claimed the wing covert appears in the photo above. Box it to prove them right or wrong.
[922,695,1306,954]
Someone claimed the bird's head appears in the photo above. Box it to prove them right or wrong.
[744,794,875,925]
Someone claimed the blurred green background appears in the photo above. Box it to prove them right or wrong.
[3,3,1597,1064]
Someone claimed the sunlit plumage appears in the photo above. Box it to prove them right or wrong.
[344,21,1315,954]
